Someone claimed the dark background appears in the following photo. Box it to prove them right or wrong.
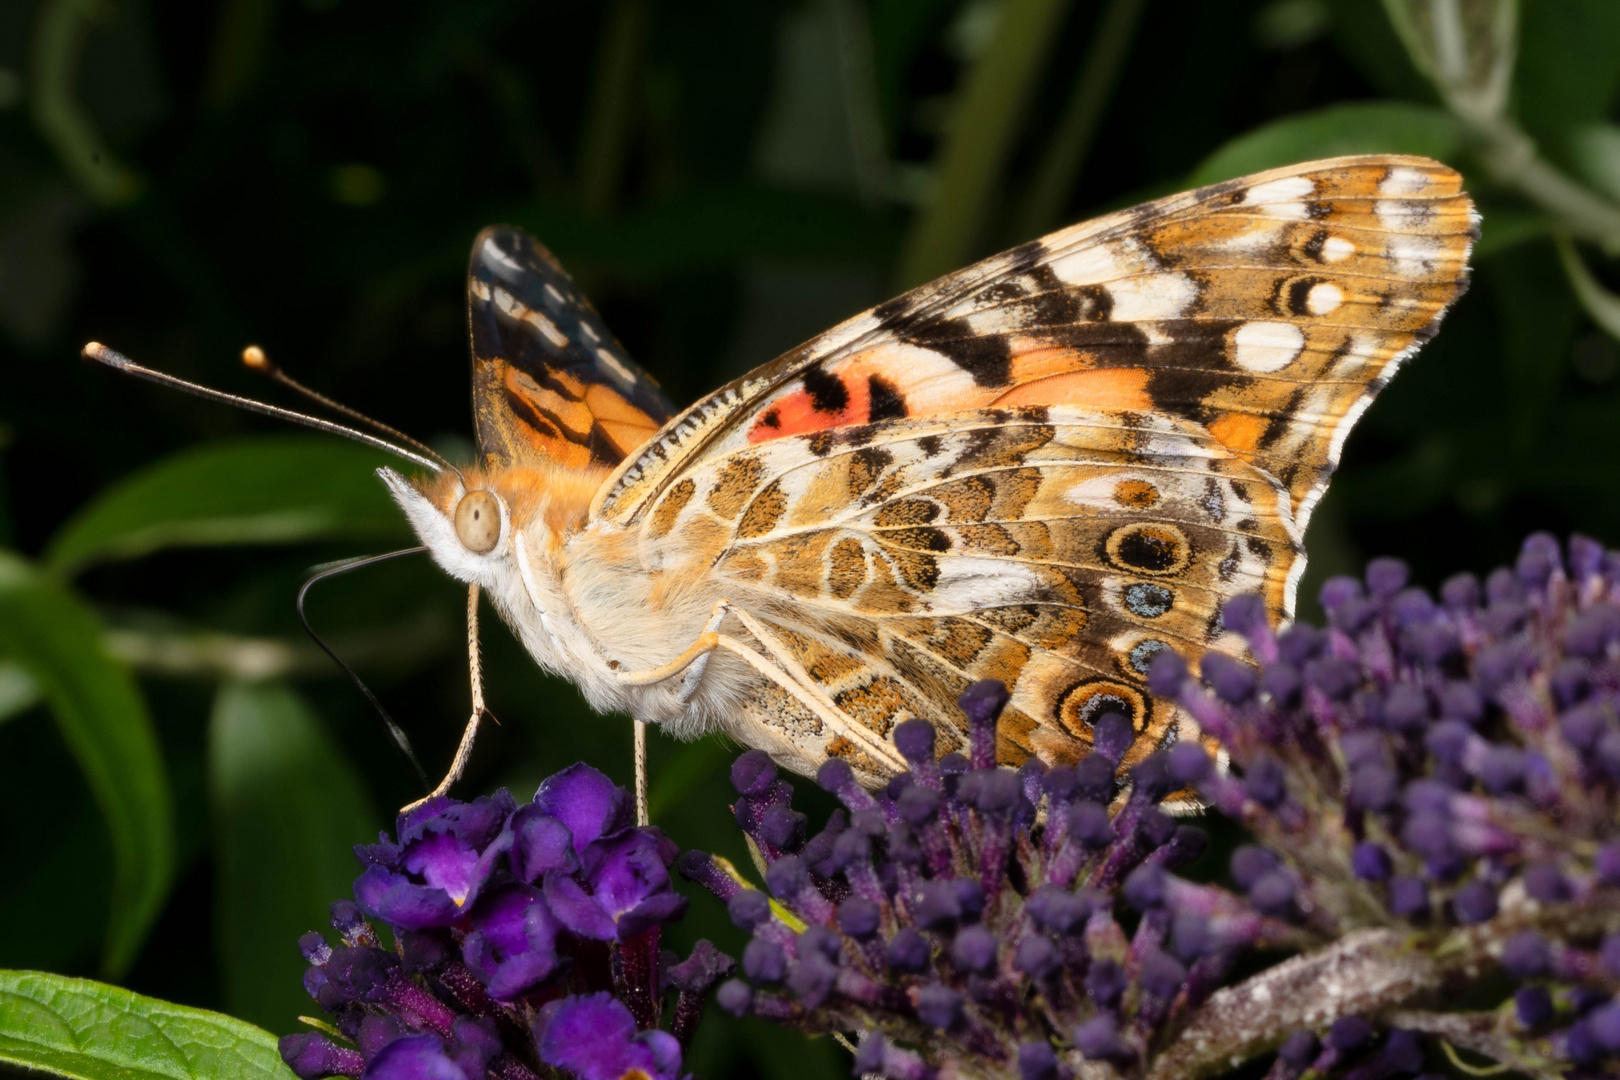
[2,1,1618,1078]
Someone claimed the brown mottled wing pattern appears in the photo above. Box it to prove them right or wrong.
[596,156,1474,539]
[640,406,1297,785]
[469,226,675,469]
[602,155,1473,784]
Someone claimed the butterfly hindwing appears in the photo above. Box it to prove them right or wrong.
[639,405,1299,784]
[468,226,675,470]
[595,155,1474,542]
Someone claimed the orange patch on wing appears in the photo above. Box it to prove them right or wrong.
[1114,479,1159,508]
[747,374,870,443]
[583,384,658,428]
[1207,411,1269,456]
[584,385,661,456]
[991,365,1152,411]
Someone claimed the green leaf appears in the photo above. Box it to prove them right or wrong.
[1556,232,1620,342]
[0,658,42,725]
[1189,102,1468,187]
[0,553,174,978]
[892,0,1073,288]
[1517,0,1620,134]
[44,435,412,576]
[0,969,296,1080]
[1563,123,1620,204]
[209,681,377,1033]
[648,736,734,822]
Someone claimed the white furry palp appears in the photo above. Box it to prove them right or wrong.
[376,465,751,739]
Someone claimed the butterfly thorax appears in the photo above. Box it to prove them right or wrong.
[388,461,759,738]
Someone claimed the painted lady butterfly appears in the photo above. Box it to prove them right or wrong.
[90,154,1477,806]
[383,152,1475,799]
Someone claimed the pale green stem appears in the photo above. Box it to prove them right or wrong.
[1382,0,1620,248]
[1381,1010,1562,1080]
[30,0,144,206]
[1555,230,1620,341]
[893,0,1073,291]
[201,0,276,108]
[829,0,892,207]
[578,0,648,217]
[1142,897,1620,1080]
[1014,0,1147,240]
[0,659,42,725]
[1473,118,1620,250]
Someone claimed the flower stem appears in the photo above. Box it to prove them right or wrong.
[1144,898,1620,1080]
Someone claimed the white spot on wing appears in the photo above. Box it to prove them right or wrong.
[493,286,570,348]
[1388,235,1443,277]
[484,240,526,272]
[929,557,1046,612]
[1214,225,1282,253]
[595,346,637,384]
[1108,273,1197,321]
[1377,200,1426,229]
[1061,474,1138,510]
[1244,176,1315,204]
[1306,282,1343,315]
[1242,176,1314,218]
[1379,167,1430,196]
[1048,242,1134,285]
[1231,321,1305,372]
[1321,236,1354,262]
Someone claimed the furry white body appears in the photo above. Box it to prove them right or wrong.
[381,467,759,746]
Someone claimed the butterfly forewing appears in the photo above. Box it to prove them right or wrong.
[594,156,1474,532]
[468,226,675,470]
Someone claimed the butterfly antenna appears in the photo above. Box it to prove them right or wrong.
[297,546,433,793]
[82,341,447,475]
[241,345,461,476]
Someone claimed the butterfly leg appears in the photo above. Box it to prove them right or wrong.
[620,600,731,824]
[401,584,487,813]
[671,599,736,706]
[633,720,648,827]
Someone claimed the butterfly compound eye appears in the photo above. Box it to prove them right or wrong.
[454,491,501,554]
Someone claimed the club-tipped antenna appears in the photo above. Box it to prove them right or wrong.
[297,546,432,793]
[82,341,447,475]
[241,345,460,475]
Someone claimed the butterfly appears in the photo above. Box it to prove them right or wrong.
[87,154,1475,804]
[373,152,1475,798]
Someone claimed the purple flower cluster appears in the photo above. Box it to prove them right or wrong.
[679,533,1620,1080]
[678,681,1306,1080]
[279,765,732,1080]
[1148,532,1620,1078]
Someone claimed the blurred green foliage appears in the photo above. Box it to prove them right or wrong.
[1,1,1618,1077]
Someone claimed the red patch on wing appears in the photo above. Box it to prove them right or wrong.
[747,373,870,443]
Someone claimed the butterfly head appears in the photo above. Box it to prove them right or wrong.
[378,462,607,586]
[380,467,515,586]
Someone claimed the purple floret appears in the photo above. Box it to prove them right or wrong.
[539,994,685,1080]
